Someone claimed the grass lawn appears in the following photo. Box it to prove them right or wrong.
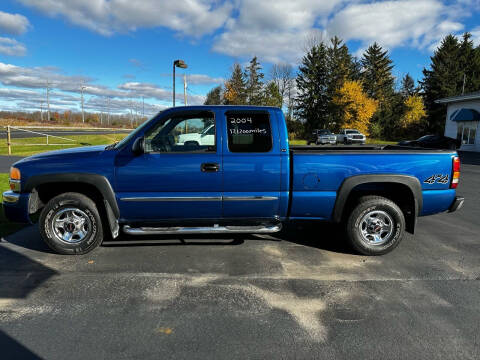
[0,173,26,237]
[0,133,127,156]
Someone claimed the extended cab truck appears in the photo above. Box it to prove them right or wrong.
[3,106,464,255]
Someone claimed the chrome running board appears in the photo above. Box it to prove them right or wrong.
[123,223,282,235]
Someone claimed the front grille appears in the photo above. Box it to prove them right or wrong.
[353,135,363,139]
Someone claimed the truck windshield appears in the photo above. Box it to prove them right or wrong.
[318,130,332,135]
[112,112,163,149]
[346,130,359,134]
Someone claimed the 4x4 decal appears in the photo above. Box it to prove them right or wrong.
[424,174,449,184]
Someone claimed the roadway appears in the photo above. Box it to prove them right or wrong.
[0,153,478,359]
[0,128,131,139]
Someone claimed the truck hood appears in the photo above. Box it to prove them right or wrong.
[14,145,108,165]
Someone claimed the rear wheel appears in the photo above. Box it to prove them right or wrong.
[39,192,104,255]
[346,196,405,255]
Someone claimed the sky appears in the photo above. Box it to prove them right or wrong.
[0,0,479,116]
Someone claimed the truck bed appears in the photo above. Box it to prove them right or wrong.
[288,145,457,220]
[290,145,455,153]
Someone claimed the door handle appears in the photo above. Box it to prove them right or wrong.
[201,163,220,172]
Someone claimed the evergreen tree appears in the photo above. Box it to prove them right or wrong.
[400,73,416,98]
[458,33,480,93]
[244,57,265,105]
[326,37,355,129]
[294,43,330,133]
[223,63,247,105]
[361,43,397,138]
[263,82,283,107]
[204,85,222,105]
[361,43,395,102]
[421,35,461,133]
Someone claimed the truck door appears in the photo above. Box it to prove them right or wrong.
[115,110,222,221]
[222,110,281,220]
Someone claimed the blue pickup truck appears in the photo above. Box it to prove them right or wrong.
[3,106,464,255]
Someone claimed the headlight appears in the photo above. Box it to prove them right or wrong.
[9,167,21,192]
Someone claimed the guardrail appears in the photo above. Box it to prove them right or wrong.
[3,125,132,155]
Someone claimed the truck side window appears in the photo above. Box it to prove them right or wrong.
[144,114,215,153]
[226,112,272,153]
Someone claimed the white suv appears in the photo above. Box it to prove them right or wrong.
[336,129,366,145]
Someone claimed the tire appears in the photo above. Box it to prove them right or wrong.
[346,196,405,256]
[343,138,348,145]
[39,192,104,255]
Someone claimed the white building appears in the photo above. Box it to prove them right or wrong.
[436,92,480,152]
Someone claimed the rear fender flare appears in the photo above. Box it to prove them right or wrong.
[332,174,422,227]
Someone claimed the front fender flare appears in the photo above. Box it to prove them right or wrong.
[24,173,120,218]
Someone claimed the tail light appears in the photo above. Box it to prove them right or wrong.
[451,156,460,189]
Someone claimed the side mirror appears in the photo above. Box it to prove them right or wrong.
[132,137,145,156]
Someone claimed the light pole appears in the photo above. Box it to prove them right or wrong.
[173,59,187,107]
[80,85,86,123]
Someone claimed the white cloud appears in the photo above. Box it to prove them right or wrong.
[212,0,341,63]
[470,26,480,47]
[18,0,233,37]
[0,37,27,56]
[327,0,467,53]
[0,62,207,114]
[187,74,223,85]
[118,81,204,104]
[0,10,30,35]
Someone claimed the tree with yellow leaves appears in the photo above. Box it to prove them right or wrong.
[401,95,426,129]
[333,80,378,135]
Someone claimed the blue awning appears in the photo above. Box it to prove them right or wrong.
[450,108,480,121]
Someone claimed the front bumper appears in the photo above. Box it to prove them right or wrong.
[2,191,32,223]
[448,196,464,213]
[346,138,366,144]
[317,138,336,144]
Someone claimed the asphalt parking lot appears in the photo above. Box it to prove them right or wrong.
[0,153,479,359]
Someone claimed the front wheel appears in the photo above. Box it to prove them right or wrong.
[346,196,405,255]
[39,192,104,255]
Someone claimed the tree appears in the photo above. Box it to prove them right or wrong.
[401,95,426,130]
[263,82,282,107]
[204,85,222,105]
[244,57,264,105]
[421,35,461,133]
[361,42,395,103]
[400,74,416,98]
[270,63,294,109]
[295,43,330,133]
[333,80,378,136]
[458,32,480,93]
[327,37,356,130]
[223,63,247,105]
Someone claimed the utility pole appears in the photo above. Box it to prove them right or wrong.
[40,100,43,121]
[46,80,50,121]
[107,97,110,125]
[462,73,466,95]
[80,85,86,123]
[142,96,145,119]
[183,73,187,106]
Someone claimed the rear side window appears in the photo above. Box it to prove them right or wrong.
[226,112,272,152]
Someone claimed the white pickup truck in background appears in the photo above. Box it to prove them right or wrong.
[176,124,215,146]
[336,129,367,145]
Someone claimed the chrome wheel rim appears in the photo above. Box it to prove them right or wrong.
[51,207,92,244]
[359,210,394,246]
